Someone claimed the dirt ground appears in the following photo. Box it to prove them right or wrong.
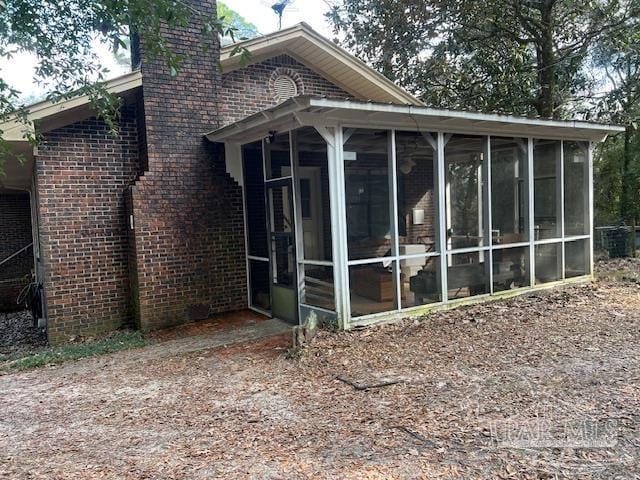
[1,260,639,479]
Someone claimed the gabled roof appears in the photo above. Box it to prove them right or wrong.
[220,23,422,107]
[205,96,625,144]
[0,71,142,142]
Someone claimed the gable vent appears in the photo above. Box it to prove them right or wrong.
[273,74,298,101]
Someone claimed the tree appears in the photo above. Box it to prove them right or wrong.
[218,1,259,45]
[109,3,258,68]
[593,5,640,225]
[328,0,635,119]
[0,0,244,175]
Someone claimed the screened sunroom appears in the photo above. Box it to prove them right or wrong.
[206,97,623,329]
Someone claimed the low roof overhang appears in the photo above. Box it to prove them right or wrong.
[0,70,142,143]
[0,71,142,191]
[205,96,625,145]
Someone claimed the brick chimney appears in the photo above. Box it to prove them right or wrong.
[127,0,247,331]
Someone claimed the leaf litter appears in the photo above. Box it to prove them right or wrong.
[0,259,639,478]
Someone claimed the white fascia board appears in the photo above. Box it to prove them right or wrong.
[204,97,310,142]
[305,98,625,141]
[1,71,143,142]
[205,97,624,144]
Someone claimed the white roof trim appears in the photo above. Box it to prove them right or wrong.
[1,70,142,142]
[220,23,422,107]
[205,96,625,144]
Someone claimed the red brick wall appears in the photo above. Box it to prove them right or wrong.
[35,107,140,344]
[130,0,247,331]
[0,192,33,312]
[30,0,380,338]
[219,54,352,125]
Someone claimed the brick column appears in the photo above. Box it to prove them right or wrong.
[130,0,247,330]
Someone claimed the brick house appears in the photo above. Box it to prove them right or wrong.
[0,1,622,344]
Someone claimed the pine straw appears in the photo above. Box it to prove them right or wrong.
[1,266,639,479]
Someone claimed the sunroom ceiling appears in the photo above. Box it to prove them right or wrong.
[204,97,625,145]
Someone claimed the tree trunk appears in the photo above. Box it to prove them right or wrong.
[620,125,634,225]
[536,1,557,118]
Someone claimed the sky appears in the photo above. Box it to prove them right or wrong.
[223,0,334,37]
[0,0,335,103]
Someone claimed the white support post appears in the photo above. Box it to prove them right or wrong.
[484,136,493,294]
[437,132,449,303]
[323,126,351,329]
[389,130,401,310]
[444,133,453,265]
[261,139,276,312]
[588,141,595,276]
[558,141,566,279]
[316,126,345,327]
[337,126,351,328]
[528,138,536,287]
[290,130,306,319]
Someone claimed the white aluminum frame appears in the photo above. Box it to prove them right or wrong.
[238,123,595,329]
[335,128,594,327]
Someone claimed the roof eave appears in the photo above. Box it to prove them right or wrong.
[1,70,143,142]
[220,23,422,107]
[204,97,624,144]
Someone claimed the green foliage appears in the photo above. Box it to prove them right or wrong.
[329,0,640,226]
[592,2,640,225]
[328,0,635,119]
[0,0,245,175]
[218,1,259,45]
[0,330,149,372]
[595,136,625,225]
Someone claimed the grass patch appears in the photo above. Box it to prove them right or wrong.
[0,330,150,372]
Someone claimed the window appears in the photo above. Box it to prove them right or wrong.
[401,256,441,307]
[249,260,271,311]
[493,246,529,292]
[300,265,335,311]
[535,243,562,284]
[344,129,392,261]
[396,131,437,250]
[447,251,490,299]
[345,172,389,239]
[243,142,268,258]
[565,239,589,278]
[491,137,528,244]
[445,135,488,249]
[564,141,589,237]
[264,133,291,180]
[534,140,561,240]
[293,127,333,263]
[292,127,336,313]
[349,261,398,317]
[395,131,441,308]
